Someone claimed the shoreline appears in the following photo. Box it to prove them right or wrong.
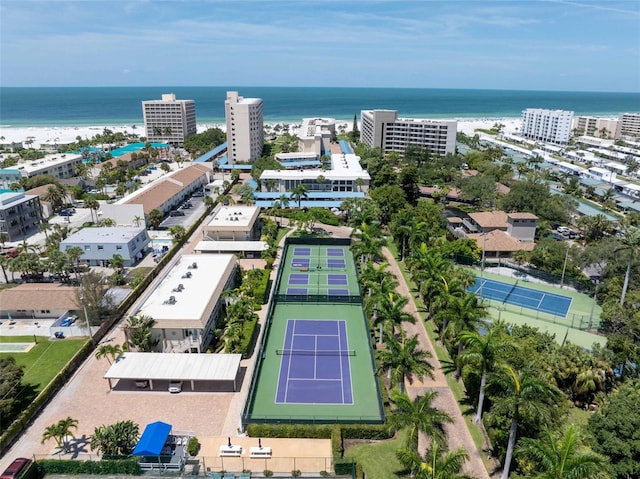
[0,118,521,147]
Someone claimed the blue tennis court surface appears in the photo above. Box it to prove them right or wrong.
[471,278,572,317]
[328,274,348,285]
[294,247,311,256]
[276,320,353,404]
[328,289,349,296]
[289,273,309,285]
[287,288,308,295]
[292,258,310,268]
[327,248,344,257]
[327,259,346,268]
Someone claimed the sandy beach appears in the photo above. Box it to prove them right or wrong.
[0,118,521,149]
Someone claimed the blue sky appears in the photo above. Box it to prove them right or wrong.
[1,0,639,91]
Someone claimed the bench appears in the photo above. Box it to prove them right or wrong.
[249,446,271,458]
[219,445,242,457]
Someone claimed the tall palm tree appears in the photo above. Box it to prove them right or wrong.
[388,390,454,449]
[490,366,562,479]
[351,223,386,264]
[459,327,513,423]
[84,197,100,223]
[616,227,640,306]
[377,330,434,393]
[289,183,309,208]
[374,292,416,339]
[517,425,608,479]
[396,443,475,479]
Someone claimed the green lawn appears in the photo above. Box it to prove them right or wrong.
[0,335,88,392]
[345,430,409,479]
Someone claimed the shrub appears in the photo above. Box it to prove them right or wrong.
[331,425,343,458]
[291,469,301,477]
[263,470,273,477]
[187,436,200,456]
[320,471,330,477]
[36,458,140,475]
[240,316,259,359]
[247,423,334,438]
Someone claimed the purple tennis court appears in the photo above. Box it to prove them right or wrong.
[287,288,308,295]
[327,259,346,268]
[276,320,353,404]
[294,247,311,256]
[292,258,311,268]
[289,273,309,285]
[327,248,344,257]
[328,274,348,286]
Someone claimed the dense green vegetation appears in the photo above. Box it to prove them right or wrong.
[341,139,639,478]
[183,127,226,155]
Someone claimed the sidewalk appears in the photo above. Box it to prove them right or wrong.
[382,247,493,479]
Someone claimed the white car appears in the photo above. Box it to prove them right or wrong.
[168,380,183,393]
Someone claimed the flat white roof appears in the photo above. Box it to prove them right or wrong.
[61,227,146,244]
[17,153,82,173]
[260,153,370,181]
[208,205,259,228]
[194,240,268,252]
[136,254,236,325]
[623,183,640,191]
[558,162,585,172]
[104,352,241,381]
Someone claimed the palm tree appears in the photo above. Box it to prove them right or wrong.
[168,225,186,243]
[41,416,79,453]
[123,315,159,352]
[95,343,124,364]
[616,227,640,306]
[459,327,513,423]
[388,390,454,449]
[84,197,100,223]
[289,183,309,208]
[148,209,163,229]
[351,223,387,264]
[396,443,475,479]
[132,215,143,227]
[42,184,66,212]
[517,425,608,479]
[490,366,562,479]
[65,246,84,282]
[374,292,416,339]
[377,330,434,393]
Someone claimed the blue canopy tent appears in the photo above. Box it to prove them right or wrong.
[133,421,172,456]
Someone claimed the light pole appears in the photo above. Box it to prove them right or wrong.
[559,246,569,289]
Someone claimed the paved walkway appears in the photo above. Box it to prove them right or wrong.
[381,247,492,479]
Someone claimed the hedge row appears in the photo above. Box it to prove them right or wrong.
[331,425,343,458]
[240,316,259,359]
[36,458,141,475]
[0,339,93,454]
[253,269,271,304]
[246,423,334,439]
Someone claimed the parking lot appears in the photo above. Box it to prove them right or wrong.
[159,194,208,229]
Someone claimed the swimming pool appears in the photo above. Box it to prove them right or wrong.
[110,142,168,156]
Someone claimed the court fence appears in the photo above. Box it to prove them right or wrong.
[482,297,600,332]
[31,454,356,478]
[275,294,363,304]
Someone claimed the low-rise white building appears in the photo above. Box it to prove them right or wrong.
[16,153,83,179]
[134,254,237,353]
[581,167,617,183]
[203,205,261,241]
[0,168,23,190]
[256,153,370,208]
[60,227,149,267]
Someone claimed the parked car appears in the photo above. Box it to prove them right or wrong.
[59,209,74,216]
[192,190,205,197]
[1,458,31,479]
[169,210,185,217]
[168,380,183,393]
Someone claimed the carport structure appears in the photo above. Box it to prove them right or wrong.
[104,352,242,391]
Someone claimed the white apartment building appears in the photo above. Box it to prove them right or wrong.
[142,93,196,145]
[16,153,83,179]
[296,118,336,156]
[573,116,620,139]
[360,110,456,156]
[521,108,574,145]
[619,113,640,139]
[225,91,264,164]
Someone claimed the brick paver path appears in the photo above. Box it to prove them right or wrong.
[381,247,492,479]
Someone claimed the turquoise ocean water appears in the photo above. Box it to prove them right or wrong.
[1,87,639,127]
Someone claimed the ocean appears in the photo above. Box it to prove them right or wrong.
[1,86,639,127]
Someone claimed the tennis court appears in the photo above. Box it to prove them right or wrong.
[471,277,572,317]
[276,320,353,404]
[244,240,384,424]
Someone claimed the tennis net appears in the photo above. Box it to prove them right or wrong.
[275,349,356,356]
[502,280,519,304]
